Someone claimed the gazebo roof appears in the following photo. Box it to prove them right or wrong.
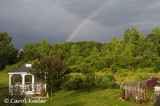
[8,66,34,73]
[8,63,34,74]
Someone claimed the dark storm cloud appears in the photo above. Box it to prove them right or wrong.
[0,0,160,49]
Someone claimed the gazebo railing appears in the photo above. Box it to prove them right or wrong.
[10,83,45,92]
[10,85,23,91]
[34,83,45,92]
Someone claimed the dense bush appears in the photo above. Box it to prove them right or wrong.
[0,88,25,106]
[119,88,125,98]
[134,73,150,82]
[110,64,118,74]
[95,76,103,88]
[102,75,116,89]
[61,74,83,90]
[145,77,159,103]
[83,73,95,91]
[146,77,159,89]
[61,73,119,90]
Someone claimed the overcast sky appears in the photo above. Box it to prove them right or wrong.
[0,0,160,49]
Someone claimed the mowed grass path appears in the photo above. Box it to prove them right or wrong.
[26,89,144,106]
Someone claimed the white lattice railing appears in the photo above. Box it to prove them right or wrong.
[10,83,45,92]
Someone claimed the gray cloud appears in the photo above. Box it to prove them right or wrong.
[0,0,160,49]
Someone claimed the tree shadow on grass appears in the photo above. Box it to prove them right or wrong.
[63,101,87,106]
[0,84,8,94]
[54,88,104,101]
[153,104,160,106]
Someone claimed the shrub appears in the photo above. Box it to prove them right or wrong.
[112,83,120,89]
[125,94,130,100]
[101,74,116,89]
[134,73,150,82]
[0,90,9,106]
[102,76,111,88]
[145,77,159,103]
[61,74,83,90]
[95,75,103,88]
[146,77,159,89]
[145,88,152,103]
[138,99,145,104]
[119,88,125,98]
[110,63,118,74]
[0,88,25,106]
[128,93,135,102]
[83,73,95,91]
[40,88,47,97]
[124,92,134,101]
[130,96,135,102]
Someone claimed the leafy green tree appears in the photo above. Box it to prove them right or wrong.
[32,56,69,101]
[79,62,92,74]
[124,29,131,43]
[49,43,63,58]
[36,41,50,58]
[120,45,133,68]
[130,27,140,44]
[24,42,37,60]
[70,44,81,56]
[0,31,18,69]
[24,41,50,61]
[110,63,118,74]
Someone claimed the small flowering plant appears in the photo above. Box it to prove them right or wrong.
[40,88,47,97]
[119,88,125,98]
[125,92,134,101]
[125,94,130,100]
[129,93,135,102]
[145,77,159,103]
[146,77,159,90]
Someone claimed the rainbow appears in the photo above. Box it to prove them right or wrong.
[66,0,113,42]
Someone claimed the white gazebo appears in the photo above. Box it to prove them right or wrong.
[8,63,46,94]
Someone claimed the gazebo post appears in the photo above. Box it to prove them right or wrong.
[44,72,47,92]
[45,75,46,92]
[22,74,25,92]
[9,74,12,90]
[32,75,34,92]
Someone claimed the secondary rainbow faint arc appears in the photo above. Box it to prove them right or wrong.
[66,0,113,42]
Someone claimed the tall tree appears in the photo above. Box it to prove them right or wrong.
[32,56,69,101]
[0,31,18,69]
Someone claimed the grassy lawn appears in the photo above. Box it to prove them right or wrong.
[0,70,9,85]
[0,63,24,93]
[27,89,145,106]
[0,68,9,94]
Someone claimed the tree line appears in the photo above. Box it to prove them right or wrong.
[24,27,160,73]
[1,27,160,73]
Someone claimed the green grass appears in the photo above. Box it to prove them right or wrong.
[0,62,25,93]
[0,62,24,87]
[0,70,9,85]
[0,67,9,94]
[26,89,144,106]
